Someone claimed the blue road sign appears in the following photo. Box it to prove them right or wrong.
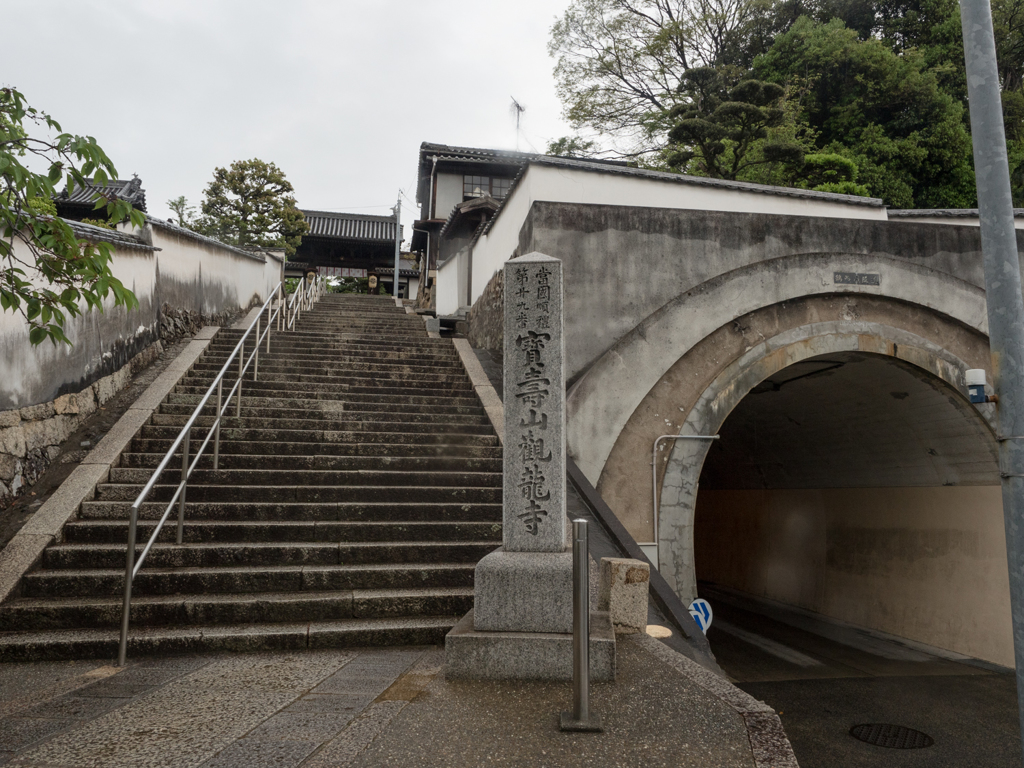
[689,598,713,634]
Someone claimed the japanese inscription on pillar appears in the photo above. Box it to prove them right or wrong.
[503,253,566,553]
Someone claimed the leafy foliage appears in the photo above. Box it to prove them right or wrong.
[0,87,143,346]
[549,0,1024,206]
[194,159,308,257]
[666,67,805,178]
[755,17,976,207]
[166,195,197,229]
[546,136,600,157]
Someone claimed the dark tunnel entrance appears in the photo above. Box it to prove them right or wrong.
[692,351,1012,665]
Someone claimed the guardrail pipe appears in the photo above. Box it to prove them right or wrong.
[118,505,139,666]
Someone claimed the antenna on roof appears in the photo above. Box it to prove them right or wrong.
[510,97,526,151]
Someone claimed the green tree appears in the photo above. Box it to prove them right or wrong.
[1,87,143,346]
[546,136,600,157]
[195,159,308,257]
[666,67,805,179]
[166,195,196,229]
[754,17,976,207]
[549,0,764,159]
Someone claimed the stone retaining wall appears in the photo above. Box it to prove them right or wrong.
[0,342,162,506]
[466,269,503,357]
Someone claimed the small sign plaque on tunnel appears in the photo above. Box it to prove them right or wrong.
[834,271,881,286]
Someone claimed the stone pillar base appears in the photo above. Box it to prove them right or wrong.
[472,548,574,633]
[445,610,616,681]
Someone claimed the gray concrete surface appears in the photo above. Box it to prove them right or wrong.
[352,634,761,767]
[703,584,1022,767]
[0,635,789,767]
[0,648,431,768]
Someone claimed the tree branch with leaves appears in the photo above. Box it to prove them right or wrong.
[1,87,143,346]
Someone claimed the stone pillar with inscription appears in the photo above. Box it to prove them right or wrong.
[445,253,615,681]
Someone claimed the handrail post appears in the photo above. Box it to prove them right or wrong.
[236,337,243,417]
[266,302,272,353]
[176,428,190,545]
[213,379,223,470]
[117,504,139,666]
[277,284,283,331]
[254,318,260,382]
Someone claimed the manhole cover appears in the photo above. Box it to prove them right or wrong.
[850,724,934,749]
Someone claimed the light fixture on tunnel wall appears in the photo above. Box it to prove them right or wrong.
[966,369,997,404]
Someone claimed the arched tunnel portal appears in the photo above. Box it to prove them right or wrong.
[691,349,1010,666]
[582,292,1014,667]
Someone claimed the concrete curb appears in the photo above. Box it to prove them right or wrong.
[639,633,800,767]
[451,338,503,444]
[0,327,220,606]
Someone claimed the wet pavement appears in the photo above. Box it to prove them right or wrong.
[703,584,1023,767]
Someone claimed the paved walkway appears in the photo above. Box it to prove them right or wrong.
[0,635,790,767]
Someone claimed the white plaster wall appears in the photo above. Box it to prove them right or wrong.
[2,221,282,409]
[888,214,1024,229]
[452,163,888,312]
[436,256,461,316]
[0,239,158,410]
[434,174,464,221]
[408,276,419,301]
[147,224,273,314]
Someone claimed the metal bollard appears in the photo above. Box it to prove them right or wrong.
[560,518,603,732]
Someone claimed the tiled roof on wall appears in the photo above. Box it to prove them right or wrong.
[301,210,400,241]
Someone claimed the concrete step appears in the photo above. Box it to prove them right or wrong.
[119,452,502,473]
[78,500,503,523]
[42,541,499,569]
[21,562,477,598]
[63,519,503,544]
[0,616,457,661]
[163,394,485,415]
[148,414,492,433]
[94,483,502,504]
[0,587,475,631]
[138,424,498,445]
[127,440,501,460]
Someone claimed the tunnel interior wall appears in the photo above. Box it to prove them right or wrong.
[695,487,1011,666]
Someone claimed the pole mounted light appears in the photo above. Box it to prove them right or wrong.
[959,0,1024,758]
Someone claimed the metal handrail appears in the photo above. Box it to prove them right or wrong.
[117,275,324,665]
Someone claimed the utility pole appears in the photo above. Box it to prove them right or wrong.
[959,0,1024,756]
[393,192,402,304]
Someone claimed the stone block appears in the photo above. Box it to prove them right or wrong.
[445,610,615,681]
[83,409,151,467]
[20,463,108,538]
[473,548,573,633]
[54,389,96,417]
[0,425,26,457]
[0,453,18,483]
[502,254,565,553]
[598,558,650,634]
[0,533,53,604]
[19,402,54,421]
[0,410,20,429]
[93,373,117,405]
[424,317,440,334]
[22,416,73,452]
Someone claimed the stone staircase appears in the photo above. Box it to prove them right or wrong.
[0,294,503,659]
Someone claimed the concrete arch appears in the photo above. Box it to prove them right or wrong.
[566,251,988,488]
[655,322,997,604]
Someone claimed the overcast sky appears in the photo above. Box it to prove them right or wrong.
[4,0,574,241]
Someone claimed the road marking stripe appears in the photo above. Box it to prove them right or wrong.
[714,620,824,667]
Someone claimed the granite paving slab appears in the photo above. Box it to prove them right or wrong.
[348,635,757,768]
